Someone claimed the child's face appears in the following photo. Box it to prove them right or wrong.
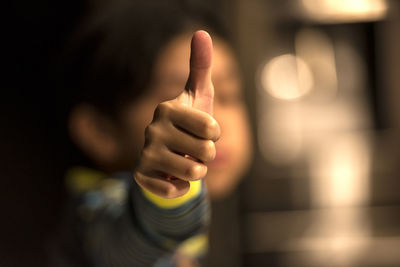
[120,33,252,199]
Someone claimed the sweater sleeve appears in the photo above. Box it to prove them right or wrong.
[80,175,210,267]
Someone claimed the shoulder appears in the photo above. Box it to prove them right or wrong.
[65,167,133,220]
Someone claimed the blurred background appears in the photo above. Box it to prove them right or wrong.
[3,0,400,266]
[230,0,400,266]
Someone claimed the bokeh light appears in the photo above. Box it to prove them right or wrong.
[260,54,314,100]
[301,0,388,23]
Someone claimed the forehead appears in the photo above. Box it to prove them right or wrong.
[154,33,238,79]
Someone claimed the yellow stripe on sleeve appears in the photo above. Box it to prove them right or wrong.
[141,180,202,209]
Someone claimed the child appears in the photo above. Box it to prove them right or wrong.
[53,0,252,266]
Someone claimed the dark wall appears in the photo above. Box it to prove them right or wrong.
[2,2,84,266]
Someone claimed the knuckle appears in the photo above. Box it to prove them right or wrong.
[144,124,156,140]
[160,181,189,199]
[144,124,164,145]
[200,116,220,140]
[185,164,207,180]
[154,102,172,118]
[141,149,158,166]
[210,119,221,140]
[133,170,189,199]
[198,140,216,162]
[159,183,178,198]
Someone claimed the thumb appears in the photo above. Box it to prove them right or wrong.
[186,30,214,115]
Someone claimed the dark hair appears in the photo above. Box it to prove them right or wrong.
[59,0,231,118]
[55,0,232,168]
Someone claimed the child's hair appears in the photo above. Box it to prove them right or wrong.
[59,0,231,118]
[56,0,232,167]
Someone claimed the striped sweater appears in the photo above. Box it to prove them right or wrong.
[51,167,210,267]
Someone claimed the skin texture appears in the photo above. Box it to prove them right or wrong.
[70,31,252,200]
[127,31,252,199]
[134,31,219,198]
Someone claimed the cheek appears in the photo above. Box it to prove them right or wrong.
[217,106,252,158]
[124,100,159,153]
[206,105,253,198]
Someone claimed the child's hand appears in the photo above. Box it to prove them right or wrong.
[134,31,220,198]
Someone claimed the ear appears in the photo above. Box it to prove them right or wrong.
[68,104,120,166]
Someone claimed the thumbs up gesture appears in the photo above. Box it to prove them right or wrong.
[134,31,221,198]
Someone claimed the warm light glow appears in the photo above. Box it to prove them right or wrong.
[301,0,388,23]
[261,54,313,100]
[310,134,371,207]
[260,54,314,100]
[295,28,338,101]
[295,208,371,266]
[257,104,303,165]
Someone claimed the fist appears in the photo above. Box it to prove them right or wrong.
[134,31,220,198]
